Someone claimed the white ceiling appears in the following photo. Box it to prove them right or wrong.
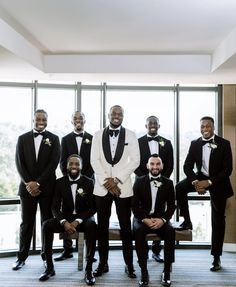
[1,0,236,83]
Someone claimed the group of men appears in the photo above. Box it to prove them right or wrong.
[12,105,233,287]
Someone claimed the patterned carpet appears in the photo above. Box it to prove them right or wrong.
[1,249,236,287]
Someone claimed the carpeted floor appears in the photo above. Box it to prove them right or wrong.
[1,249,236,287]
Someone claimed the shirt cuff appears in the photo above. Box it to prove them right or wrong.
[161,218,166,223]
[60,219,67,226]
[75,218,83,224]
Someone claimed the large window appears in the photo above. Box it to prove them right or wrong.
[0,87,32,199]
[0,81,219,253]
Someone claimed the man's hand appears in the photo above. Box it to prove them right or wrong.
[71,221,79,229]
[103,177,121,197]
[26,181,41,197]
[194,180,210,195]
[142,218,164,230]
[64,221,77,234]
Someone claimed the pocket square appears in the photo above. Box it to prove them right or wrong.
[124,143,128,146]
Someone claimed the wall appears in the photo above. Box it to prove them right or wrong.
[223,85,236,251]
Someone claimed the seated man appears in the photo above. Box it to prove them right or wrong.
[39,154,97,286]
[132,154,175,287]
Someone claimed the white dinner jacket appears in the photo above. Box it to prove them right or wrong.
[91,126,140,198]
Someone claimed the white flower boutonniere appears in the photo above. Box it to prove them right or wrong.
[44,138,52,146]
[158,138,165,147]
[83,138,91,144]
[153,181,163,188]
[209,142,217,149]
[77,188,86,197]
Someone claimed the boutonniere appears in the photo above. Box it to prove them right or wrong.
[158,138,165,147]
[83,138,91,144]
[44,138,52,146]
[209,142,217,149]
[77,188,86,197]
[153,181,163,188]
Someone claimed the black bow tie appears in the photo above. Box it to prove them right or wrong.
[109,130,119,137]
[69,179,80,186]
[150,177,161,182]
[74,133,83,138]
[201,139,213,146]
[34,132,45,138]
[147,136,159,142]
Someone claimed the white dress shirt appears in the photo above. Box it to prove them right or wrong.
[74,131,84,153]
[147,135,159,155]
[201,135,215,176]
[33,129,44,161]
[109,127,121,160]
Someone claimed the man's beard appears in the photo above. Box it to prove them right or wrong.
[68,170,80,179]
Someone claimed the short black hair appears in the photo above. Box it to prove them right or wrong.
[149,153,159,159]
[146,115,159,122]
[34,109,48,117]
[200,116,214,124]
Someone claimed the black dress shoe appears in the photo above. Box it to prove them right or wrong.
[12,259,25,271]
[54,251,73,261]
[152,253,164,263]
[39,267,55,281]
[210,257,221,271]
[139,270,149,286]
[125,265,137,278]
[176,221,193,230]
[84,271,96,285]
[93,263,109,277]
[161,271,171,287]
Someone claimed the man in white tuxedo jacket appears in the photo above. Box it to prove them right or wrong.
[91,105,140,279]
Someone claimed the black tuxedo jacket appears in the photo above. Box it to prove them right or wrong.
[60,131,94,178]
[15,130,60,197]
[135,135,173,178]
[184,134,233,198]
[52,175,95,221]
[132,175,176,222]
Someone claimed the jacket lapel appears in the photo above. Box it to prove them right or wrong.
[144,175,152,210]
[102,127,113,165]
[71,133,79,154]
[29,131,37,163]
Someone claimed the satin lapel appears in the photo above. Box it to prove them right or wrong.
[70,133,79,154]
[197,138,203,168]
[113,127,125,165]
[65,178,74,211]
[37,131,48,159]
[102,127,113,165]
[144,175,152,210]
[144,136,151,155]
[29,131,37,163]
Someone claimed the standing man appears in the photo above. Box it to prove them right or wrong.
[12,109,60,270]
[39,155,97,285]
[91,105,140,278]
[132,154,175,287]
[55,111,94,261]
[135,115,174,263]
[176,116,233,271]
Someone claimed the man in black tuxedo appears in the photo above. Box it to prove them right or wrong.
[135,116,174,263]
[12,109,60,271]
[91,105,140,279]
[132,154,175,287]
[176,116,233,271]
[39,154,97,286]
[55,111,94,261]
